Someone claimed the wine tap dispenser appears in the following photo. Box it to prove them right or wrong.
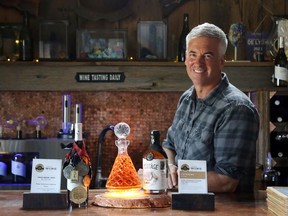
[62,94,71,133]
[75,103,82,123]
[58,94,73,139]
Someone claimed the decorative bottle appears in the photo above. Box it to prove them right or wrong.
[274,36,288,87]
[262,152,279,189]
[143,130,168,194]
[19,10,33,61]
[178,13,190,62]
[64,122,91,209]
[106,122,142,192]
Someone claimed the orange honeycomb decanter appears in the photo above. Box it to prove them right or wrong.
[105,122,142,192]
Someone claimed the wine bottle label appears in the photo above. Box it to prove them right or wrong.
[70,185,87,204]
[75,123,83,141]
[275,65,288,81]
[67,176,83,191]
[146,152,154,161]
[70,169,79,182]
[143,158,167,190]
[11,160,26,177]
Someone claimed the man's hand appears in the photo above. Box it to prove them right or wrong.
[168,163,178,189]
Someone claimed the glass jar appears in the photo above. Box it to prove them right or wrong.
[266,16,288,60]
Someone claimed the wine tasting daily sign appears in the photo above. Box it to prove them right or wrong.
[75,72,125,83]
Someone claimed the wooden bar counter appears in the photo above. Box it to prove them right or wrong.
[0,189,267,216]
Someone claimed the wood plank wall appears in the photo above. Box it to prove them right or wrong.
[0,0,288,60]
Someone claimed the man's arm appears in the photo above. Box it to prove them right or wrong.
[164,147,239,192]
[207,171,239,192]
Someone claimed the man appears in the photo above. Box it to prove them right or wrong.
[163,23,259,193]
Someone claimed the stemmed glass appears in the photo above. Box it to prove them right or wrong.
[228,23,246,61]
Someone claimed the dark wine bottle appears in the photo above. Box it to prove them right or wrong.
[19,10,33,61]
[149,130,167,158]
[143,130,168,194]
[262,152,279,189]
[66,123,90,209]
[274,36,288,87]
[178,13,190,62]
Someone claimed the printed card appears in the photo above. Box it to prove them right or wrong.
[178,160,208,194]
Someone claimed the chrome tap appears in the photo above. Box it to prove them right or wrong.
[95,125,115,188]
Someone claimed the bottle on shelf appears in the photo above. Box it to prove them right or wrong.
[16,124,22,139]
[19,10,33,61]
[64,122,91,209]
[262,152,279,189]
[273,36,288,87]
[35,125,41,139]
[11,153,26,183]
[142,130,168,194]
[178,13,190,62]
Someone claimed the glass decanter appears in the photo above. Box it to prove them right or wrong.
[105,122,142,192]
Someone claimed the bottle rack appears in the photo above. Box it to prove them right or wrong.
[269,92,288,186]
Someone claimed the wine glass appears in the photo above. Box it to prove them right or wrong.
[228,23,246,61]
[3,115,18,129]
[25,116,47,129]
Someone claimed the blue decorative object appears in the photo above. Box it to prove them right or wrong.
[228,23,246,60]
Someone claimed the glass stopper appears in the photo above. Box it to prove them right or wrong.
[114,122,130,139]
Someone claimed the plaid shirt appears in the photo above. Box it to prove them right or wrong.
[163,73,259,192]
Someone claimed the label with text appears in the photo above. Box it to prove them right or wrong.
[178,160,208,194]
[75,72,125,83]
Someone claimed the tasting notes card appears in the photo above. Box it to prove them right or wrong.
[178,160,208,194]
[30,159,62,193]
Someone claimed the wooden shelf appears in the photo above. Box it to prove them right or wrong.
[0,61,276,92]
[0,60,274,67]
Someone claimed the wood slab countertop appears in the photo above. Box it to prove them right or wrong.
[0,189,267,216]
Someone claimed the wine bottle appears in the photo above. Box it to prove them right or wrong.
[0,154,7,182]
[178,13,190,62]
[11,153,26,183]
[274,36,288,87]
[19,10,33,61]
[143,130,168,194]
[66,123,91,209]
[16,124,22,139]
[262,152,279,189]
[0,161,7,182]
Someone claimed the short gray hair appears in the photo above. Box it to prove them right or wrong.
[186,23,228,54]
